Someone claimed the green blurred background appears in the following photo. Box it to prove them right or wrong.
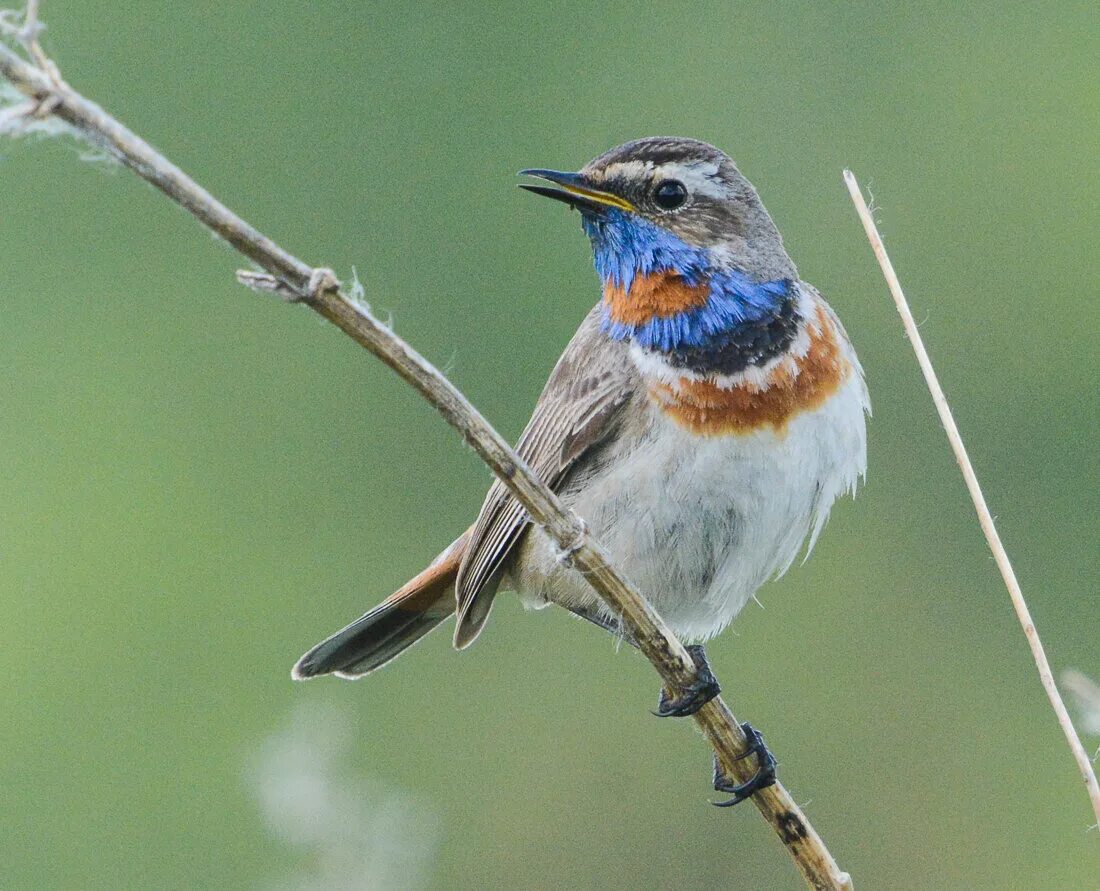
[2,2,1097,888]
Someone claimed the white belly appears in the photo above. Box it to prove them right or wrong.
[509,371,867,642]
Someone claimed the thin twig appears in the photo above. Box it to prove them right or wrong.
[0,1,50,76]
[0,17,854,890]
[844,169,1100,826]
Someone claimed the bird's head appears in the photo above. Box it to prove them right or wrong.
[520,138,801,366]
[520,136,796,289]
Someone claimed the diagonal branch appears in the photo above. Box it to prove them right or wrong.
[845,170,1100,827]
[0,18,853,889]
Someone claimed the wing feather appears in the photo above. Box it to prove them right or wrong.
[453,305,637,645]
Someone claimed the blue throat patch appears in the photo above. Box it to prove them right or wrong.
[582,210,791,354]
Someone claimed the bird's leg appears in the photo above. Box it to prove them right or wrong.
[653,644,721,718]
[711,721,778,807]
[561,602,638,647]
[561,607,720,719]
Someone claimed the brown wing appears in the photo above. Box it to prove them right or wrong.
[453,304,637,647]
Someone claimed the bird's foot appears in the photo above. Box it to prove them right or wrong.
[653,644,720,718]
[711,721,778,807]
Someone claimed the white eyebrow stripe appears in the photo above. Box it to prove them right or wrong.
[658,161,726,199]
[600,159,728,201]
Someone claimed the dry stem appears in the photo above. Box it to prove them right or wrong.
[0,13,853,889]
[844,170,1100,826]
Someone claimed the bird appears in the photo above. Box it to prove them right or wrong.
[293,137,869,805]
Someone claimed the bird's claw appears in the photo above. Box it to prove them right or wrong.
[652,644,720,718]
[711,721,778,807]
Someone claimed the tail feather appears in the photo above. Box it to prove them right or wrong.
[292,530,470,680]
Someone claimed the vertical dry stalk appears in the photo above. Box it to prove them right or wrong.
[844,170,1100,826]
[0,11,854,889]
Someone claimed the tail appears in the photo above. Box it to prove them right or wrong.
[292,530,470,680]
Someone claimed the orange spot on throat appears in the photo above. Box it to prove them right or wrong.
[603,270,711,326]
[649,306,851,436]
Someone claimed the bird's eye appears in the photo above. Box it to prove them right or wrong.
[653,180,688,210]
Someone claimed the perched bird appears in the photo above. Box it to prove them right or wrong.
[294,137,869,804]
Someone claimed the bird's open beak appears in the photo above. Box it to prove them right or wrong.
[518,169,634,213]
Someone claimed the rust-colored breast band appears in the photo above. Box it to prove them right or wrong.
[650,307,850,436]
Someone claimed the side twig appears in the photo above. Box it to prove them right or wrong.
[0,16,853,890]
[844,170,1100,827]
